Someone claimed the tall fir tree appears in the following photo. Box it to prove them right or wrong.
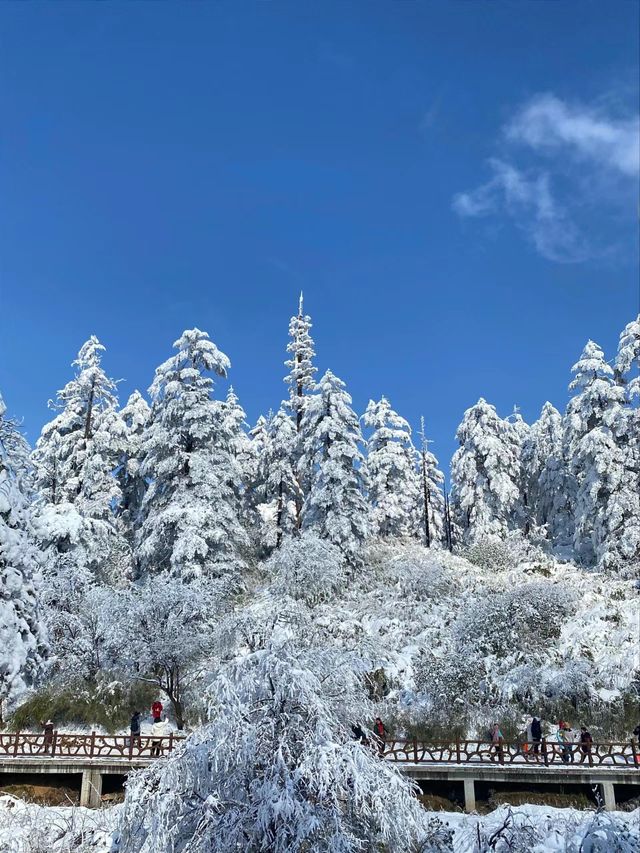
[525,402,573,545]
[600,317,640,569]
[565,340,626,565]
[505,409,531,534]
[0,393,48,711]
[450,398,522,543]
[137,329,248,582]
[115,390,150,552]
[300,371,369,563]
[32,336,128,583]
[416,417,445,547]
[284,294,317,527]
[263,408,300,547]
[362,397,420,539]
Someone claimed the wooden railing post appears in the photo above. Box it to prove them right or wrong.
[169,732,174,754]
[51,730,57,758]
[631,739,638,768]
[455,737,461,764]
[542,737,548,767]
[90,731,96,759]
[13,731,20,757]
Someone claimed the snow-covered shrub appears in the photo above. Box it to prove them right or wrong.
[265,530,346,605]
[455,581,575,658]
[414,649,487,735]
[117,634,429,853]
[463,533,549,572]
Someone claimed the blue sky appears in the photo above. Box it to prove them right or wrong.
[1,1,638,467]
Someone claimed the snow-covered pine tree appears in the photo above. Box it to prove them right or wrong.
[115,390,150,550]
[0,393,47,712]
[301,371,369,564]
[417,417,445,547]
[32,336,128,583]
[263,407,300,547]
[450,398,522,543]
[284,293,317,429]
[597,317,640,570]
[505,409,531,534]
[565,340,626,565]
[525,402,573,546]
[137,329,248,582]
[283,294,317,528]
[362,397,420,539]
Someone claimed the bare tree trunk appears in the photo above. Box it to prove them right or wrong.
[275,478,284,547]
[421,450,431,548]
[84,377,96,440]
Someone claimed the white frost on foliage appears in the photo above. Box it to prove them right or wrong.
[116,615,428,853]
[0,395,48,706]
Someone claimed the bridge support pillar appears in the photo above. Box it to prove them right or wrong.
[600,781,616,812]
[80,769,103,808]
[463,778,476,812]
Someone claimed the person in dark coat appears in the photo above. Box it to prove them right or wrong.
[579,726,593,765]
[530,717,542,753]
[41,720,54,755]
[130,711,142,751]
[351,723,368,746]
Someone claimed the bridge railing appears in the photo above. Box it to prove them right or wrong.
[382,738,640,768]
[0,731,186,760]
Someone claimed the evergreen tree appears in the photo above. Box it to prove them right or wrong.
[284,293,317,429]
[263,408,300,547]
[0,393,48,711]
[450,398,521,543]
[32,337,128,582]
[362,397,420,539]
[300,371,368,563]
[505,409,531,534]
[565,341,626,565]
[137,329,248,582]
[115,390,150,550]
[283,294,317,527]
[416,417,445,547]
[525,402,573,545]
[598,318,640,570]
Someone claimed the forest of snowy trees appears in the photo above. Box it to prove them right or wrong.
[0,302,638,850]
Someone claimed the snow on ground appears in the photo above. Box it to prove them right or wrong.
[1,796,637,852]
[0,795,118,853]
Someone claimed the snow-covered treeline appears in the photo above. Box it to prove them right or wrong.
[1,303,638,850]
[0,305,638,717]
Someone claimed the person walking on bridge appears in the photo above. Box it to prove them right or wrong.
[490,724,504,765]
[130,710,142,752]
[151,716,169,757]
[530,716,542,761]
[579,726,593,765]
[40,720,54,755]
[151,700,163,722]
[373,717,388,756]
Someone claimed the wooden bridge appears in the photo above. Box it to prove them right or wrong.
[0,732,638,809]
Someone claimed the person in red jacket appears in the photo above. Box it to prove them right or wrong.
[373,717,388,755]
[152,700,163,722]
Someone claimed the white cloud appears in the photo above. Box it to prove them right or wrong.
[452,93,639,263]
[453,159,589,263]
[505,94,639,177]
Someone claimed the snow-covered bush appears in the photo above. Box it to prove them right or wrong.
[117,633,429,853]
[455,581,575,659]
[265,530,346,605]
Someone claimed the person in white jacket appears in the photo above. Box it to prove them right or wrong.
[150,716,170,757]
